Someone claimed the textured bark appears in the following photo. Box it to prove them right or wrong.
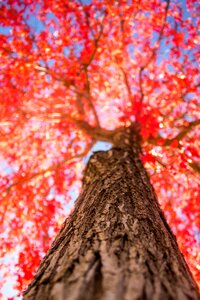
[24,147,200,300]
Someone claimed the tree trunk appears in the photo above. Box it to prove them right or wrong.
[24,147,199,300]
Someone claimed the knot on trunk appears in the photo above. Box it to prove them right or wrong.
[111,122,141,153]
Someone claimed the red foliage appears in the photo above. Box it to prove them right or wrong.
[0,0,200,296]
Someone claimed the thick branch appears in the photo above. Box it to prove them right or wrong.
[163,119,200,146]
[68,117,115,142]
[189,162,200,174]
[147,119,200,147]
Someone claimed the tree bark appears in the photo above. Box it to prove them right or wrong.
[24,147,200,300]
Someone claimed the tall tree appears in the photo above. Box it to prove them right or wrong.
[0,0,199,298]
[24,127,200,299]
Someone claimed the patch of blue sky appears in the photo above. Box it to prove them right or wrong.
[82,0,92,4]
[60,191,77,214]
[0,248,22,299]
[47,182,80,217]
[158,128,173,139]
[46,11,59,28]
[84,141,112,164]
[1,275,22,300]
[157,43,172,65]
[177,0,199,23]
[38,59,46,67]
[143,11,151,18]
[0,159,14,175]
[63,46,70,57]
[47,59,55,68]
[184,93,198,104]
[0,26,12,36]
[93,6,106,20]
[38,58,57,69]
[150,31,160,46]
[91,141,112,152]
[74,42,84,57]
[38,57,53,70]
[52,141,113,216]
[127,44,135,59]
[184,115,196,122]
[21,3,44,34]
[194,226,200,245]
[26,14,44,34]
[176,207,200,245]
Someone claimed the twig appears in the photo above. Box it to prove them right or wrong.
[3,143,94,196]
[142,0,170,70]
[137,0,170,114]
[163,119,200,146]
[118,65,132,100]
[84,67,100,127]
[147,119,200,147]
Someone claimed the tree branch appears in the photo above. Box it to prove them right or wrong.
[147,119,200,147]
[117,64,132,100]
[189,162,200,174]
[142,0,170,70]
[83,67,101,127]
[3,143,94,196]
[163,119,200,146]
[67,117,115,142]
[137,0,170,113]
[138,67,145,104]
[82,17,105,69]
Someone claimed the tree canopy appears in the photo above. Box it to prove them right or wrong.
[0,0,199,297]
